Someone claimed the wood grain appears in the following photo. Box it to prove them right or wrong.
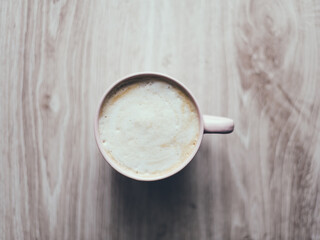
[1,0,320,239]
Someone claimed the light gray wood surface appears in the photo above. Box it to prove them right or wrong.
[1,0,320,239]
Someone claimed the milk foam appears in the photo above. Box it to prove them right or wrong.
[98,79,199,177]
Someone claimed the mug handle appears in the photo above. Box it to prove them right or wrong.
[203,115,234,134]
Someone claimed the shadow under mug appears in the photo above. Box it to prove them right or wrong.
[94,72,234,181]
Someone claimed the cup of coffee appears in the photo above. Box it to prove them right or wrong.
[94,72,234,181]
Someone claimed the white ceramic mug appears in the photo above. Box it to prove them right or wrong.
[94,72,234,181]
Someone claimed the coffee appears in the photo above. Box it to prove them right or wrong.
[98,78,200,178]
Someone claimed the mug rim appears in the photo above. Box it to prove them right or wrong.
[94,72,204,181]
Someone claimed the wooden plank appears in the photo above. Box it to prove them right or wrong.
[1,0,320,239]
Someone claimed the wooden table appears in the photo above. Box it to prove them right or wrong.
[1,0,320,239]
